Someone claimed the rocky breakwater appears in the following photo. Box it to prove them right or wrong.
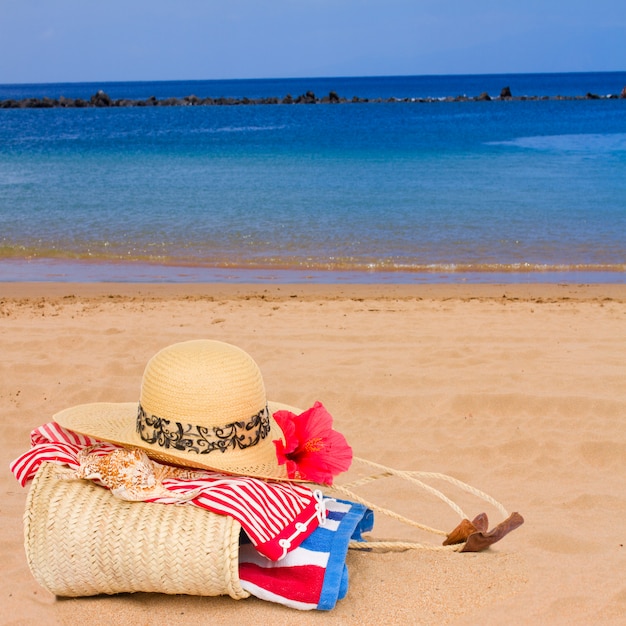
[1,86,625,108]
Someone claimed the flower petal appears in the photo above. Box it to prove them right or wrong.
[272,402,352,484]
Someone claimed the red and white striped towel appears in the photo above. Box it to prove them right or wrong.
[10,422,324,561]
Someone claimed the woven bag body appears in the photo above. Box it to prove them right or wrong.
[24,462,249,599]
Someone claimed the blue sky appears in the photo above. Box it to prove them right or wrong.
[1,0,624,84]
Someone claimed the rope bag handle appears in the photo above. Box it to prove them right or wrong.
[328,457,513,553]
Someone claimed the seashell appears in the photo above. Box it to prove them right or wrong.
[75,446,201,502]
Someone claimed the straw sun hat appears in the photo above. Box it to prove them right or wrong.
[55,339,350,482]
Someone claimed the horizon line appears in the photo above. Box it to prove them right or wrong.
[3,69,626,88]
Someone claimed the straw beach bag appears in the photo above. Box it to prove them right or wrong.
[24,462,249,599]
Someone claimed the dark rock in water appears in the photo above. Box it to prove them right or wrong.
[0,85,621,108]
[158,97,183,106]
[38,97,56,108]
[28,97,55,108]
[295,91,316,104]
[90,90,112,107]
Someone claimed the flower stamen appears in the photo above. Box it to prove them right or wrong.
[303,437,324,453]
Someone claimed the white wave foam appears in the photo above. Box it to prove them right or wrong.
[487,132,626,152]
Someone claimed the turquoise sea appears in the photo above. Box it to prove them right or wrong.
[1,72,625,283]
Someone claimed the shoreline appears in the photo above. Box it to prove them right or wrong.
[1,258,624,285]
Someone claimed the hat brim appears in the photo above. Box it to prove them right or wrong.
[54,400,300,481]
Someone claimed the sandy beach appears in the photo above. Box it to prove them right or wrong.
[2,281,625,625]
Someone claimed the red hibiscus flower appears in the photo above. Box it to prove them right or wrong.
[273,401,352,485]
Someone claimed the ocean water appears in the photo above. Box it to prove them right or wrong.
[1,72,625,283]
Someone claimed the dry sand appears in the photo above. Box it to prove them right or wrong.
[2,282,625,625]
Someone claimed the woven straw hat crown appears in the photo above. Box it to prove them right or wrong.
[55,339,290,480]
[141,339,266,428]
